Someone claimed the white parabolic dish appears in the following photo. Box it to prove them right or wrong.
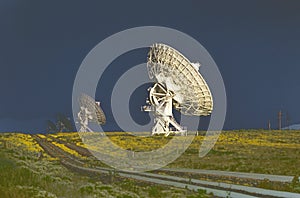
[79,94,106,125]
[147,43,213,116]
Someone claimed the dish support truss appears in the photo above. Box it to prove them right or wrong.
[142,83,187,136]
[77,101,105,132]
[77,106,94,132]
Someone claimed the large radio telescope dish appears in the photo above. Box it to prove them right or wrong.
[77,94,106,132]
[143,43,213,136]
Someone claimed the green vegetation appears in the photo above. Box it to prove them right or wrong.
[0,133,209,198]
[47,130,300,193]
[169,130,300,176]
[1,130,300,196]
[53,130,300,176]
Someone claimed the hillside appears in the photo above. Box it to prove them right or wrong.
[0,133,209,198]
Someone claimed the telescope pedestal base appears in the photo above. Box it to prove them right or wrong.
[151,116,187,137]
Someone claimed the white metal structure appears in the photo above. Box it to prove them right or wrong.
[143,43,213,136]
[77,94,106,132]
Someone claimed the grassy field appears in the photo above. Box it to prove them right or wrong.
[46,130,300,193]
[52,130,300,176]
[0,133,211,198]
[1,130,300,197]
[171,130,300,176]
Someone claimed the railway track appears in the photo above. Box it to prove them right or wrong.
[33,135,300,198]
[47,136,299,183]
[32,135,85,166]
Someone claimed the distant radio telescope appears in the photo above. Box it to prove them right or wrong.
[77,93,106,132]
[143,43,213,136]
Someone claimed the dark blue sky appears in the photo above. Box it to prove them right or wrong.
[0,0,300,132]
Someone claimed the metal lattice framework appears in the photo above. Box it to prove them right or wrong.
[147,43,213,116]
